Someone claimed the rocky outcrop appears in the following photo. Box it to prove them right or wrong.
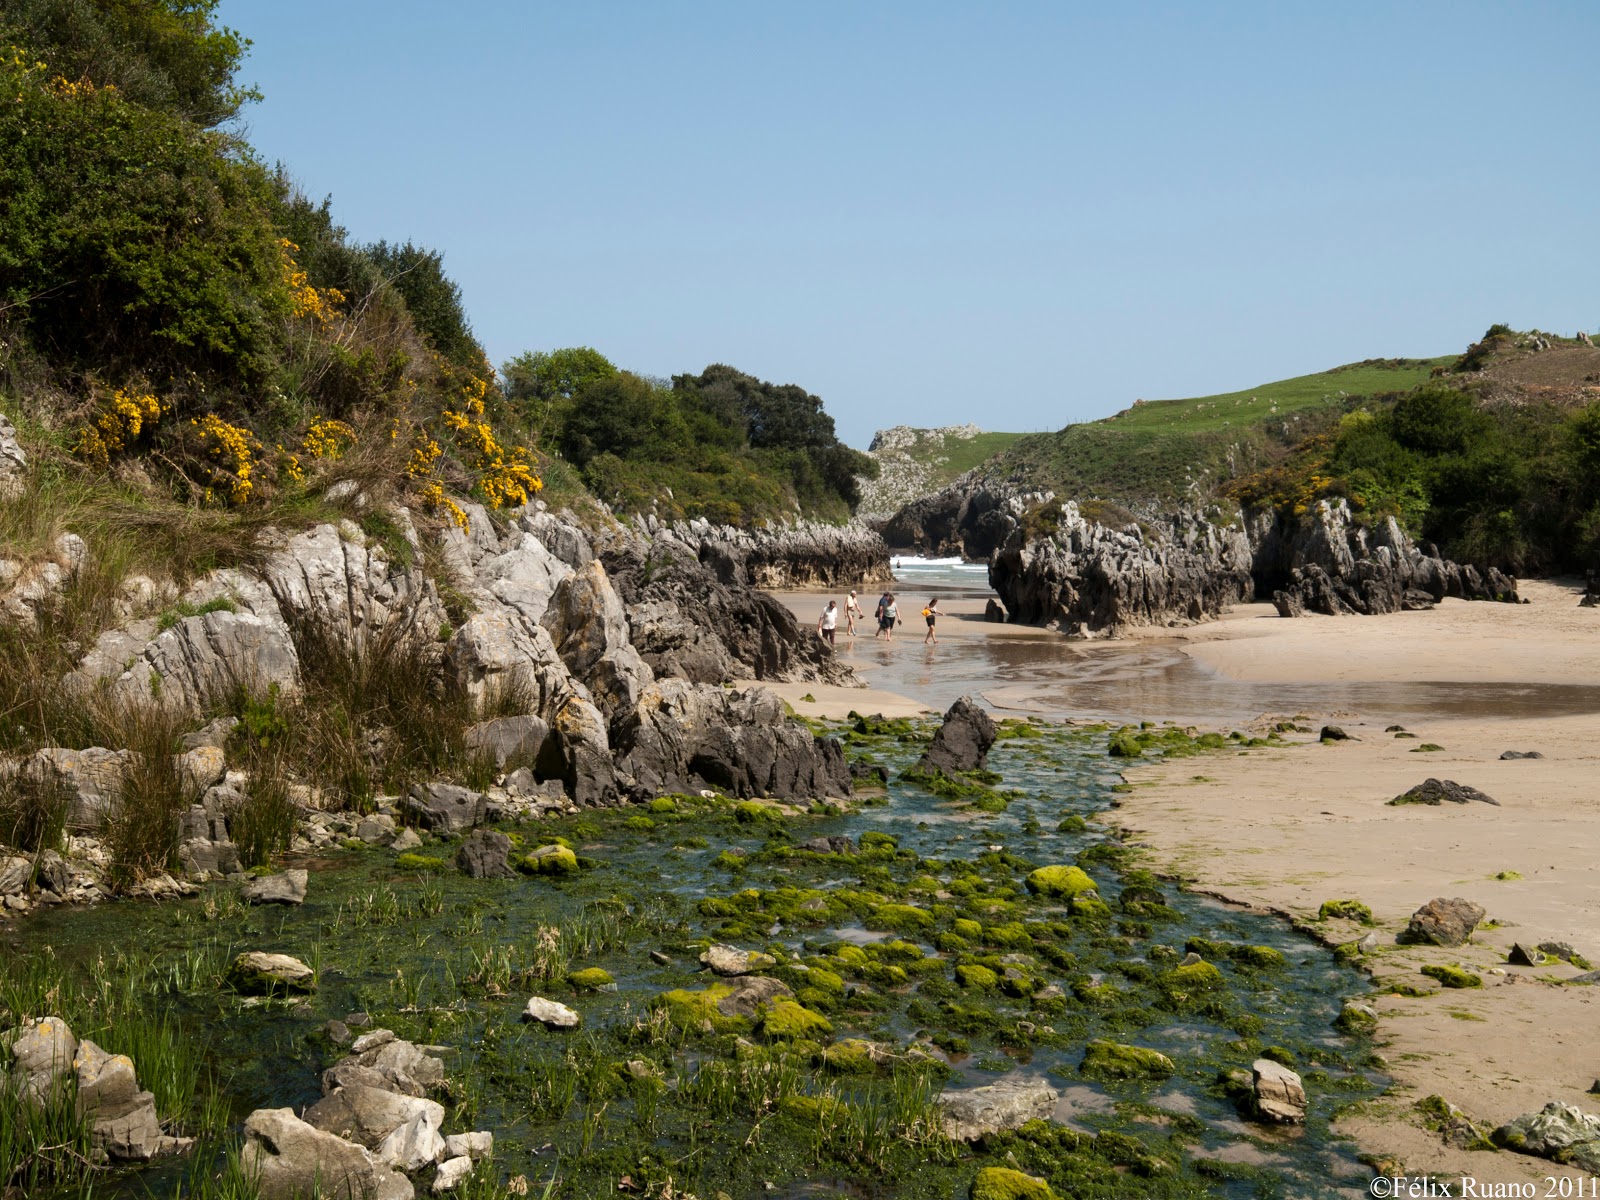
[0,412,26,500]
[540,559,652,719]
[242,1107,414,1200]
[613,680,852,802]
[1390,779,1499,807]
[990,502,1254,633]
[1251,1059,1307,1124]
[856,424,989,521]
[1493,1103,1600,1173]
[937,1078,1059,1142]
[916,695,997,775]
[1,533,89,629]
[677,519,891,591]
[881,471,1042,560]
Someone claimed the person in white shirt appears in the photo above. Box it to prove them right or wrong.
[844,590,862,636]
[818,600,838,647]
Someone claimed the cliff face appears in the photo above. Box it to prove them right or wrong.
[633,515,892,592]
[884,476,1517,634]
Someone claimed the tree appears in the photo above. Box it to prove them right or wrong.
[560,371,687,468]
[365,241,479,367]
[502,346,616,443]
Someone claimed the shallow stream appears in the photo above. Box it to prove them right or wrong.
[5,722,1382,1199]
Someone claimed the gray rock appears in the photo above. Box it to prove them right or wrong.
[463,715,549,770]
[21,747,134,831]
[454,830,514,879]
[242,1107,414,1200]
[1390,778,1499,807]
[181,716,239,752]
[1538,941,1582,963]
[700,944,777,976]
[624,599,733,684]
[1508,943,1545,966]
[1493,1102,1600,1173]
[473,531,573,624]
[178,837,241,879]
[714,977,793,1019]
[74,1038,186,1161]
[1501,750,1545,760]
[0,855,30,896]
[1403,897,1487,947]
[403,783,486,834]
[323,1037,445,1099]
[984,597,1008,622]
[390,828,423,853]
[800,836,857,855]
[937,1078,1059,1142]
[0,412,26,500]
[5,1015,77,1103]
[356,814,398,845]
[916,695,997,775]
[523,997,581,1029]
[443,1131,492,1161]
[227,952,316,994]
[176,746,227,791]
[1251,1058,1307,1124]
[541,559,654,719]
[241,870,308,906]
[433,1155,474,1194]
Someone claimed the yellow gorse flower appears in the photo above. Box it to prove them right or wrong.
[191,414,259,505]
[302,416,356,460]
[278,239,345,324]
[74,388,165,470]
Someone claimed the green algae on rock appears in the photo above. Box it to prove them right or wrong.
[566,967,614,990]
[1081,1040,1177,1081]
[758,998,833,1040]
[1024,866,1098,898]
[1421,963,1482,988]
[520,844,579,875]
[972,1165,1058,1200]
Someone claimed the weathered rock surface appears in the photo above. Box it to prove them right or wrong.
[540,559,653,719]
[228,952,316,994]
[664,518,891,591]
[403,783,487,833]
[242,1107,414,1200]
[1390,779,1499,807]
[613,680,851,801]
[15,747,134,831]
[937,1077,1059,1142]
[322,1034,445,1098]
[454,830,515,879]
[0,412,26,500]
[304,1084,445,1166]
[1493,1102,1600,1173]
[916,695,997,775]
[1404,897,1487,947]
[700,944,777,976]
[1,533,89,629]
[1251,1058,1307,1124]
[6,1015,78,1103]
[241,869,308,905]
[463,715,548,770]
[74,1038,187,1160]
[715,977,793,1018]
[1501,750,1545,760]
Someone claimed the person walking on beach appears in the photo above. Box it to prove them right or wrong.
[873,589,893,639]
[881,594,899,641]
[844,590,862,636]
[818,600,838,648]
[923,597,941,645]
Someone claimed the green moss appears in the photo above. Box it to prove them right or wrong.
[866,903,934,933]
[1162,962,1224,992]
[623,814,657,832]
[802,966,845,995]
[1421,964,1482,989]
[1068,896,1113,921]
[394,853,444,871]
[971,1166,1057,1200]
[520,844,579,875]
[956,964,999,990]
[875,939,924,962]
[1334,1004,1379,1034]
[1024,865,1098,898]
[834,945,869,967]
[953,918,983,939]
[859,831,898,850]
[567,967,614,990]
[647,796,678,814]
[1080,1040,1176,1081]
[1493,870,1523,881]
[652,984,742,1032]
[1412,743,1445,753]
[734,801,778,823]
[1228,944,1286,969]
[758,998,833,1040]
[819,1038,883,1074]
[1318,898,1375,924]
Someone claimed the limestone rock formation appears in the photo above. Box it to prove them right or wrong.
[0,412,26,500]
[1251,1058,1307,1124]
[937,1078,1059,1142]
[242,1107,414,1200]
[1493,1102,1600,1172]
[541,559,653,719]
[916,695,997,775]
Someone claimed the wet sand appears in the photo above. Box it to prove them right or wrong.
[761,575,1600,1181]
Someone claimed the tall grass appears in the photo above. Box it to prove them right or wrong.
[98,701,196,883]
[0,767,70,852]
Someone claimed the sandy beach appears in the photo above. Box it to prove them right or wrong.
[764,575,1600,1182]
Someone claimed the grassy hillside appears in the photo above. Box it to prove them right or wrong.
[998,357,1451,505]
[857,426,1023,518]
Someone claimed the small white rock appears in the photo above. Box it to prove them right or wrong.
[350,1028,396,1053]
[444,1131,493,1160]
[432,1155,473,1193]
[523,997,580,1030]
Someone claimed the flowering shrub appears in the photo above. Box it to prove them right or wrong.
[280,240,344,324]
[191,414,260,505]
[74,388,166,470]
[302,416,356,460]
[439,374,542,510]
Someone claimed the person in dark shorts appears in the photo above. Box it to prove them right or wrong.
[923,597,940,644]
[880,594,898,640]
[873,590,893,639]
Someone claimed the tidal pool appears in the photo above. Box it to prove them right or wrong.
[3,721,1383,1199]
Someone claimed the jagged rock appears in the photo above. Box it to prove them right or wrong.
[181,717,239,752]
[176,746,227,792]
[1501,750,1545,760]
[356,814,398,845]
[849,761,889,787]
[624,599,734,684]
[322,1036,445,1098]
[800,835,857,854]
[612,680,851,802]
[242,1107,414,1200]
[0,855,30,896]
[1404,897,1487,947]
[0,412,26,500]
[390,828,423,853]
[228,952,316,994]
[472,530,573,624]
[662,518,890,591]
[455,830,514,879]
[19,746,134,831]
[916,695,997,775]
[700,944,777,976]
[1493,1103,1600,1173]
[1390,779,1499,806]
[937,1078,1059,1142]
[1,533,88,628]
[1251,1058,1307,1124]
[516,506,594,570]
[523,997,581,1029]
[540,559,653,718]
[403,783,487,833]
[5,1015,78,1103]
[74,1038,186,1161]
[1320,725,1352,741]
[1509,943,1545,966]
[1539,941,1583,963]
[984,597,1008,622]
[241,870,308,905]
[539,694,617,806]
[463,715,548,770]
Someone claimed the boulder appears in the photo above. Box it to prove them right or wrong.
[1319,725,1352,742]
[74,1038,185,1160]
[403,783,487,833]
[1508,943,1545,966]
[1390,779,1499,807]
[916,695,997,776]
[800,836,857,855]
[1251,1058,1307,1124]
[1501,750,1545,760]
[444,1131,493,1161]
[1403,897,1487,947]
[454,830,515,879]
[700,944,777,976]
[937,1078,1059,1142]
[21,747,134,831]
[241,870,308,906]
[717,977,794,1018]
[241,1107,414,1200]
[983,597,1008,623]
[322,1037,445,1099]
[523,997,581,1030]
[624,600,733,684]
[1493,1102,1600,1173]
[433,1155,474,1193]
[5,1015,77,1103]
[540,559,654,719]
[176,746,227,792]
[0,855,30,896]
[463,715,548,770]
[227,952,316,994]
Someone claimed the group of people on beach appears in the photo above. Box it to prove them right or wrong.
[818,589,940,646]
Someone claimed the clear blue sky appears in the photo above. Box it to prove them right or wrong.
[222,1,1597,448]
